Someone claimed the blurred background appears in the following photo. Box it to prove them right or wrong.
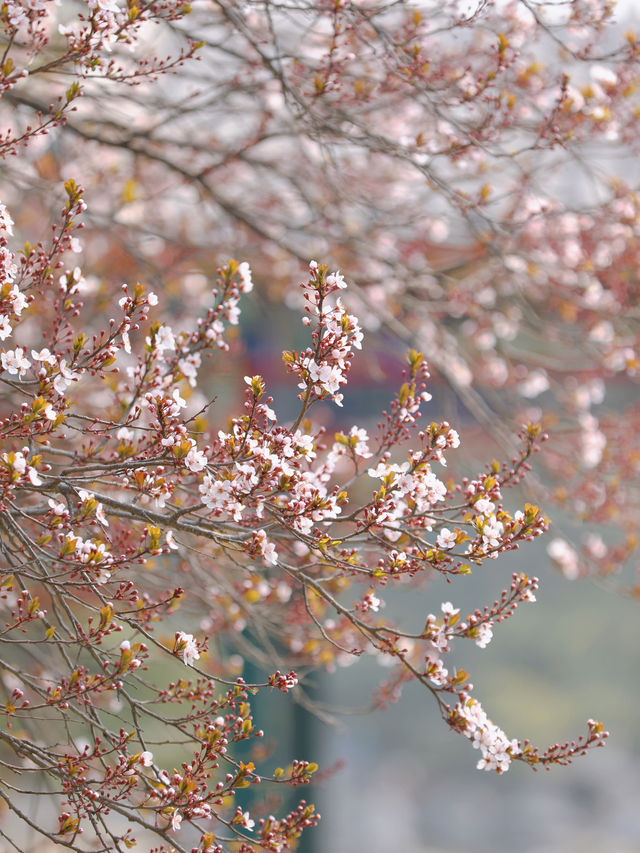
[315,542,640,853]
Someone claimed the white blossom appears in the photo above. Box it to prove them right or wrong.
[178,352,201,387]
[139,751,153,766]
[165,531,179,550]
[152,325,175,354]
[32,348,56,365]
[474,497,495,516]
[364,591,381,612]
[255,529,278,565]
[1,347,31,377]
[474,622,494,648]
[0,202,14,235]
[48,499,66,515]
[326,270,346,289]
[240,811,255,831]
[437,528,457,550]
[457,697,521,773]
[185,443,208,473]
[0,316,12,341]
[238,261,253,292]
[53,359,81,395]
[175,631,200,666]
[8,286,27,316]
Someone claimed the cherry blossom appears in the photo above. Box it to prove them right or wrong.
[1,347,30,377]
[240,810,255,831]
[455,697,521,774]
[139,749,153,766]
[0,316,11,340]
[184,441,209,473]
[437,528,457,550]
[0,3,625,849]
[174,631,200,666]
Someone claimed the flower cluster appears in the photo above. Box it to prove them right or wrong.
[454,697,522,773]
[285,262,363,408]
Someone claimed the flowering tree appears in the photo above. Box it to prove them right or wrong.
[0,0,630,849]
[5,0,640,586]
